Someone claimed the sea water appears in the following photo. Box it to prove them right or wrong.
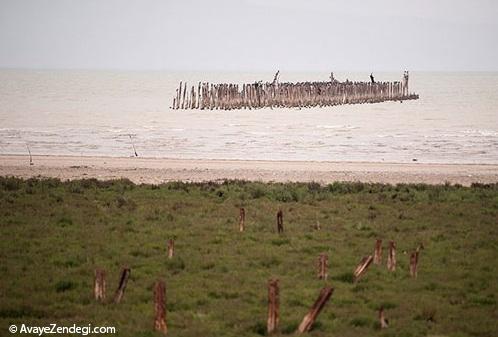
[0,70,497,163]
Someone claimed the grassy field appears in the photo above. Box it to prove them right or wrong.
[0,177,497,337]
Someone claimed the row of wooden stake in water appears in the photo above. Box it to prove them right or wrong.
[93,209,422,335]
[171,75,418,110]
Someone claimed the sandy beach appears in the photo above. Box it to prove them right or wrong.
[1,154,497,185]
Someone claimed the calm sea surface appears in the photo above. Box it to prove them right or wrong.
[1,70,497,164]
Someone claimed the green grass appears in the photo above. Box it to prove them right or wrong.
[0,177,497,337]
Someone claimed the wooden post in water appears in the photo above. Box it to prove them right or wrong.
[379,306,389,328]
[276,210,284,233]
[267,279,279,334]
[176,82,181,109]
[197,82,201,109]
[114,267,130,304]
[154,280,167,334]
[239,207,246,232]
[387,241,396,272]
[182,82,187,109]
[317,253,328,280]
[373,239,382,265]
[353,255,373,282]
[190,86,195,109]
[167,239,174,259]
[297,287,334,333]
[409,250,419,278]
[94,268,106,302]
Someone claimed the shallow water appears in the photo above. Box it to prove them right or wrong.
[0,70,497,163]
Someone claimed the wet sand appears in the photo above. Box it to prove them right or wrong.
[1,155,497,186]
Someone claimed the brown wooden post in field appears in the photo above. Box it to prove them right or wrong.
[154,280,167,334]
[297,287,334,333]
[94,268,106,302]
[167,239,174,259]
[267,279,279,334]
[387,241,396,272]
[409,250,419,278]
[276,210,284,233]
[379,306,389,328]
[239,207,246,232]
[353,255,373,282]
[114,267,131,304]
[317,253,328,280]
[373,239,382,265]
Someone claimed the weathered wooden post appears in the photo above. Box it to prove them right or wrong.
[297,287,334,333]
[387,241,396,272]
[239,207,246,232]
[176,82,181,109]
[267,279,279,334]
[190,85,195,109]
[317,253,328,280]
[373,239,382,265]
[154,280,167,334]
[276,210,284,233]
[353,255,373,282]
[409,250,419,278]
[94,268,106,302]
[379,306,389,328]
[114,267,130,304]
[167,239,174,259]
[182,82,187,109]
[197,82,201,109]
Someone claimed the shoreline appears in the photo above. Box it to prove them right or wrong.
[1,155,497,186]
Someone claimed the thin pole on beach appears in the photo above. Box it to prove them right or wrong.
[26,143,33,166]
[129,135,138,157]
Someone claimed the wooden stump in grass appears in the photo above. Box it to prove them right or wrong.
[167,239,174,259]
[353,255,373,282]
[114,267,130,304]
[94,268,106,302]
[317,253,328,280]
[154,280,167,334]
[379,306,389,328]
[297,287,334,333]
[387,241,396,272]
[239,207,246,232]
[373,239,382,265]
[276,210,284,233]
[409,250,419,278]
[267,279,279,334]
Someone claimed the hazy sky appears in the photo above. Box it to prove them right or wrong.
[1,0,497,71]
